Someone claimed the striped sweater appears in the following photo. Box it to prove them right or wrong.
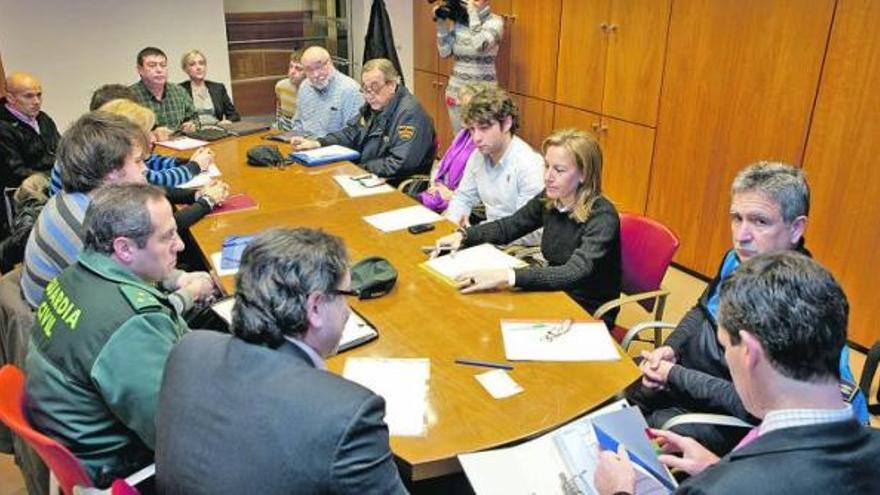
[436,5,504,103]
[49,154,199,195]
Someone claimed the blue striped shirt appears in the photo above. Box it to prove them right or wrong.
[49,155,197,195]
[292,72,364,138]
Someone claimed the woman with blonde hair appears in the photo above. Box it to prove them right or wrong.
[434,128,622,327]
[180,49,240,124]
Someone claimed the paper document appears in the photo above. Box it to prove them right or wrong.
[156,137,209,150]
[210,252,238,277]
[333,174,394,197]
[501,320,620,362]
[475,369,523,399]
[211,299,378,352]
[290,144,360,166]
[178,164,222,189]
[362,205,442,232]
[343,358,430,436]
[421,243,526,286]
[459,399,629,495]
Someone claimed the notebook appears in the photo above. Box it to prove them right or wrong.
[222,121,271,136]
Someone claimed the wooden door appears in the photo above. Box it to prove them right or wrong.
[802,0,880,348]
[603,0,671,126]
[554,105,653,215]
[414,0,439,73]
[508,0,562,100]
[511,93,555,150]
[555,0,610,113]
[415,69,441,149]
[435,75,453,156]
[645,0,835,275]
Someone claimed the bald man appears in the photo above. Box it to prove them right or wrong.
[0,72,61,189]
[290,46,363,138]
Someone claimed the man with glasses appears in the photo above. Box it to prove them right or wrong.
[291,58,436,184]
[156,228,406,494]
[287,46,362,137]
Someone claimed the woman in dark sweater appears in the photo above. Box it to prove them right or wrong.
[434,128,622,327]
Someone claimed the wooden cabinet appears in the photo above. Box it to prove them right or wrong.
[507,0,562,101]
[556,0,670,127]
[414,0,439,73]
[802,0,880,348]
[510,93,555,151]
[645,0,835,275]
[414,70,453,155]
[554,105,654,215]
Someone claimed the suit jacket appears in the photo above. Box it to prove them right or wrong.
[156,331,406,494]
[677,419,880,494]
[179,80,240,122]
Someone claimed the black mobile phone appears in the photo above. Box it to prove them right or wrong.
[408,223,436,234]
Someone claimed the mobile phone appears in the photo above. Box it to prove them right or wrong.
[408,223,436,234]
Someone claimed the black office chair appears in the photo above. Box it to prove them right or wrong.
[859,340,880,415]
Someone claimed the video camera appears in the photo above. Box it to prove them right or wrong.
[427,0,469,26]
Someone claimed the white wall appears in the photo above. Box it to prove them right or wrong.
[224,0,309,13]
[0,0,231,130]
[350,0,413,87]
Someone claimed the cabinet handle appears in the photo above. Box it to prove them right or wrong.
[608,24,618,33]
[600,125,609,133]
[599,22,608,32]
[591,122,601,131]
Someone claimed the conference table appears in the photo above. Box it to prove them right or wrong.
[170,133,641,482]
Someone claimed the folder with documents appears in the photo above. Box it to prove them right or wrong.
[289,144,360,166]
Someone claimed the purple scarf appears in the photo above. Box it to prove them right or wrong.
[419,129,476,212]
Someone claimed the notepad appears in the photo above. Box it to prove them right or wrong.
[210,299,378,353]
[289,145,360,166]
[362,205,443,232]
[343,357,430,436]
[156,136,209,151]
[178,164,222,189]
[333,174,394,197]
[500,319,621,361]
[205,194,258,217]
[421,243,526,286]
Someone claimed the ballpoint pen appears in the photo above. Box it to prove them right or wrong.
[454,358,514,370]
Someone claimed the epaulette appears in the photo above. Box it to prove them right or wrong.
[119,285,162,313]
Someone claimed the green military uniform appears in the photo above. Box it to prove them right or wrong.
[318,85,436,184]
[130,80,195,130]
[25,250,188,488]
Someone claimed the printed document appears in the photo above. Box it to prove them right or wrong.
[343,358,430,436]
[501,320,621,361]
[363,205,443,232]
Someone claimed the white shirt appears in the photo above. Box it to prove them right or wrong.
[445,135,544,244]
[284,336,326,370]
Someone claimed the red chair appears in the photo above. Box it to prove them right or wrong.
[593,213,680,349]
[0,364,152,495]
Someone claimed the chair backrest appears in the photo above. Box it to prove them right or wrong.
[0,365,94,495]
[619,213,680,312]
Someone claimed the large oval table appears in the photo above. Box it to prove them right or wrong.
[173,133,640,482]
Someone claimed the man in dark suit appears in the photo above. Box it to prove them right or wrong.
[595,252,880,495]
[156,228,406,494]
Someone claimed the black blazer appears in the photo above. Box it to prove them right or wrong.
[179,80,240,122]
[156,331,406,494]
[677,419,880,494]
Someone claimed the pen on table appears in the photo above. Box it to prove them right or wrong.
[454,358,513,370]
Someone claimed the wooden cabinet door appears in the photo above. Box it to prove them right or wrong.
[435,75,453,155]
[414,1,439,73]
[802,0,880,348]
[645,0,835,275]
[415,69,441,142]
[508,0,562,100]
[603,0,671,126]
[554,105,653,215]
[555,0,610,113]
[511,93,555,150]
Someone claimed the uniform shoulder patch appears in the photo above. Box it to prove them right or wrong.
[119,285,162,313]
[397,124,416,141]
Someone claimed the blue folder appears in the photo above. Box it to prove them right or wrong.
[220,235,255,270]
[289,145,360,167]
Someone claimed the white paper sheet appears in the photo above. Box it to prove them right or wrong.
[296,144,358,160]
[501,320,621,362]
[362,205,442,232]
[210,252,238,277]
[342,358,430,436]
[332,174,394,197]
[156,137,209,150]
[475,369,523,399]
[178,164,222,189]
[422,243,526,284]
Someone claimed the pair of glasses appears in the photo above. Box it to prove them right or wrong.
[303,59,330,75]
[360,81,388,96]
[541,318,574,343]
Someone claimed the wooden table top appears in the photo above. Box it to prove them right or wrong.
[175,133,640,481]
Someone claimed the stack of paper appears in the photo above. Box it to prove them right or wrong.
[362,205,443,232]
[421,243,526,286]
[178,164,222,189]
[500,320,620,361]
[333,174,394,197]
[156,136,209,151]
[290,144,360,166]
[343,358,430,436]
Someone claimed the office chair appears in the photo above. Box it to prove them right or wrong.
[0,365,154,495]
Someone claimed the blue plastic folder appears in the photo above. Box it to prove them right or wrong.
[289,145,360,166]
[592,407,677,491]
[220,235,255,270]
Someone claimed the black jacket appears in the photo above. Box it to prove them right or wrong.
[319,85,435,183]
[363,0,405,86]
[0,98,61,189]
[179,80,240,122]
